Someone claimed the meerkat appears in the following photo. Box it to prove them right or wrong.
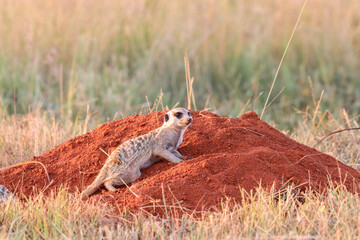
[82,108,193,197]
[0,185,15,203]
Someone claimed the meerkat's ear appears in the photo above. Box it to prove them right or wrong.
[164,113,169,122]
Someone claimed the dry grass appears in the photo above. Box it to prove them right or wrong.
[0,99,359,239]
[290,92,360,170]
[1,180,360,239]
[0,105,97,168]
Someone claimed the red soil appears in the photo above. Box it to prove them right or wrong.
[1,110,359,214]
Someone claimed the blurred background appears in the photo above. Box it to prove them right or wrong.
[0,0,359,129]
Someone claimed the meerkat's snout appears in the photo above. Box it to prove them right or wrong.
[185,114,192,125]
[184,111,192,126]
[186,112,192,125]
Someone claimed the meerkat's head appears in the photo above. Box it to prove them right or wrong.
[163,108,192,129]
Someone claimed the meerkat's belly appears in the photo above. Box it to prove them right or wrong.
[140,155,161,169]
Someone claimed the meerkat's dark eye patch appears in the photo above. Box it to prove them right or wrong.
[164,113,169,122]
[175,112,183,119]
[187,111,190,116]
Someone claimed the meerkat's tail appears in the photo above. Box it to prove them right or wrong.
[81,176,105,197]
[81,183,102,197]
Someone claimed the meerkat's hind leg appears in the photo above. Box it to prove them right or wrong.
[81,181,103,197]
[136,168,141,178]
[104,180,117,192]
[134,169,142,184]
[104,171,140,192]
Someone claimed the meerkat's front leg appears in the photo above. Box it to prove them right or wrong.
[172,150,192,159]
[155,149,183,164]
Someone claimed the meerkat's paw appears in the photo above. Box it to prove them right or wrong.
[104,181,117,192]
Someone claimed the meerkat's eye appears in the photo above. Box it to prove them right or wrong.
[187,111,190,116]
[175,112,183,119]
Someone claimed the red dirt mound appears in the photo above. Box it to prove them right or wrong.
[1,110,359,213]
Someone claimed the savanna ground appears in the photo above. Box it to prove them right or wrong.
[0,0,360,239]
